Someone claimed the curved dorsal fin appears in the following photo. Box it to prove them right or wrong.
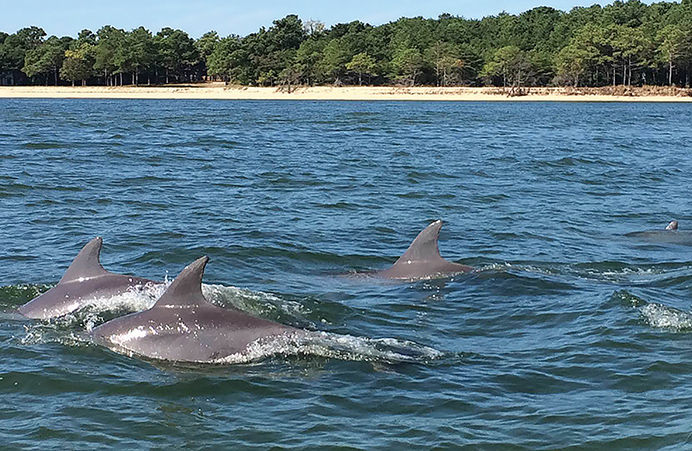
[393,220,444,265]
[153,256,210,308]
[59,237,109,283]
[666,220,679,231]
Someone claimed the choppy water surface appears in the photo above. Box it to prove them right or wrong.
[1,99,692,448]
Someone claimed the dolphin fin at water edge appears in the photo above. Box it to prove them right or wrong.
[18,237,157,319]
[374,220,473,280]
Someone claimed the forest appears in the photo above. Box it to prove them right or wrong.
[1,0,691,89]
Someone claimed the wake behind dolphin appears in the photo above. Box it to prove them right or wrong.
[18,238,159,320]
[371,220,473,280]
[92,257,302,363]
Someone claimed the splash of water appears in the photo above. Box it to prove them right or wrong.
[640,303,692,331]
[213,330,444,365]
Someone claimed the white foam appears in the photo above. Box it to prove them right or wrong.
[640,303,692,331]
[213,330,443,365]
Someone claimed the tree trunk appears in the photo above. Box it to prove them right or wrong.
[622,64,626,86]
[669,58,673,86]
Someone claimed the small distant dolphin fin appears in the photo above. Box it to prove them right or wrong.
[666,220,678,231]
[393,220,444,265]
[153,256,210,308]
[59,237,109,283]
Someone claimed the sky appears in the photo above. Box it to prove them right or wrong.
[0,0,652,38]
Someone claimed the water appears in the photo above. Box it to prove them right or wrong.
[1,99,692,449]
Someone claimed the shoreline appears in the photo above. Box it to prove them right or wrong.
[1,84,691,102]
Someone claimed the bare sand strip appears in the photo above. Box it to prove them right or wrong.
[1,85,691,102]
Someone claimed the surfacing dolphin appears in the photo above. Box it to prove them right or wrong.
[625,220,692,245]
[92,256,299,363]
[372,220,473,280]
[19,237,158,320]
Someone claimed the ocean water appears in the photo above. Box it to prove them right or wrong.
[1,98,692,449]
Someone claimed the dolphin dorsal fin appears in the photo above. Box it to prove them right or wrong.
[59,237,109,283]
[393,220,445,265]
[666,220,679,231]
[153,256,210,308]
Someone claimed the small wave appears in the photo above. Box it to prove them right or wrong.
[475,262,560,277]
[313,201,359,210]
[533,156,621,168]
[609,289,647,308]
[0,284,54,312]
[21,142,71,150]
[20,324,90,347]
[213,331,444,365]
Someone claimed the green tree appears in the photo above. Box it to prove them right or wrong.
[346,52,376,85]
[657,24,691,85]
[278,62,303,92]
[0,27,46,84]
[481,45,533,92]
[94,26,125,85]
[611,25,653,86]
[391,47,423,86]
[23,36,68,85]
[555,25,605,86]
[156,28,199,83]
[557,42,597,86]
[196,31,220,80]
[425,41,464,86]
[207,36,252,84]
[115,27,154,85]
[60,41,95,85]
[296,37,327,84]
[317,38,350,83]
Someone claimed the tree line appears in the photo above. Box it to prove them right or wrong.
[1,0,692,89]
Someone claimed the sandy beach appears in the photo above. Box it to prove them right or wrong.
[1,84,691,102]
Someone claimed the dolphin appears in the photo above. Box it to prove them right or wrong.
[373,220,473,280]
[18,237,158,320]
[91,256,299,363]
[625,220,692,245]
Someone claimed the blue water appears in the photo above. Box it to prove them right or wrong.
[1,99,692,448]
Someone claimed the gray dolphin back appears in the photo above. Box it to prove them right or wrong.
[92,256,297,363]
[626,220,692,245]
